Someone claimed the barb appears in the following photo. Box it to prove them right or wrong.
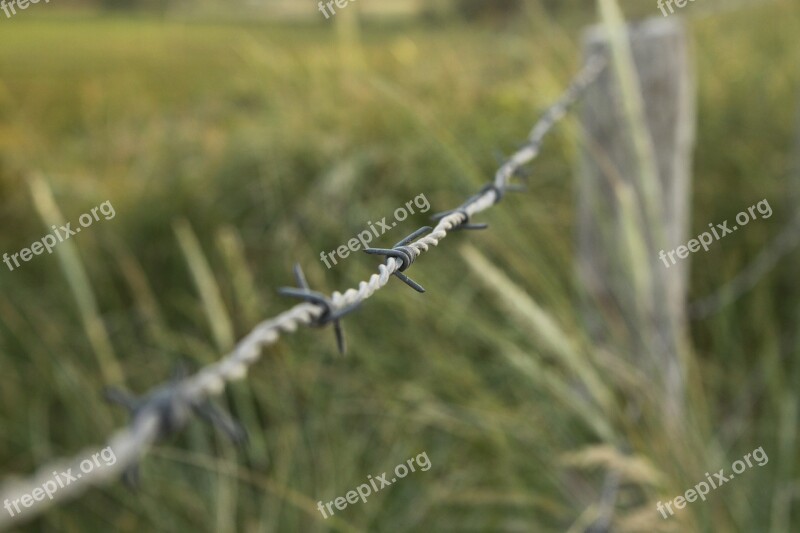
[0,54,606,530]
[365,226,434,292]
[278,263,360,353]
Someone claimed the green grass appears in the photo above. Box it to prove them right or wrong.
[0,1,799,531]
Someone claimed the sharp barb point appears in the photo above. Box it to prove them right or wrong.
[1,59,605,523]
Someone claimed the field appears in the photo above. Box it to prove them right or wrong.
[0,1,799,531]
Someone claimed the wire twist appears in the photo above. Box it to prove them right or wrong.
[0,55,606,530]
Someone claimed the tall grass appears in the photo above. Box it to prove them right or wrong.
[0,1,798,531]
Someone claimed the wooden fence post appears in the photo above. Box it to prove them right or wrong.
[577,17,696,419]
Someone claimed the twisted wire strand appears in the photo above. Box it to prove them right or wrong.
[0,55,606,530]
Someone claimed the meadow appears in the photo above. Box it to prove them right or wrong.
[0,1,799,531]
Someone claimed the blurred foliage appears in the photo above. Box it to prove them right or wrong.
[0,0,798,532]
[455,0,524,20]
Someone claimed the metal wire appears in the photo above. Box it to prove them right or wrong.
[0,55,606,530]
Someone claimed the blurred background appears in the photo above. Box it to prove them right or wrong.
[0,0,798,531]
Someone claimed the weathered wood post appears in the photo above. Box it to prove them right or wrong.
[577,17,696,420]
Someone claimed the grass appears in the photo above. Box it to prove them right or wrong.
[0,1,799,531]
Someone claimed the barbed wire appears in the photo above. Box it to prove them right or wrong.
[0,55,606,530]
